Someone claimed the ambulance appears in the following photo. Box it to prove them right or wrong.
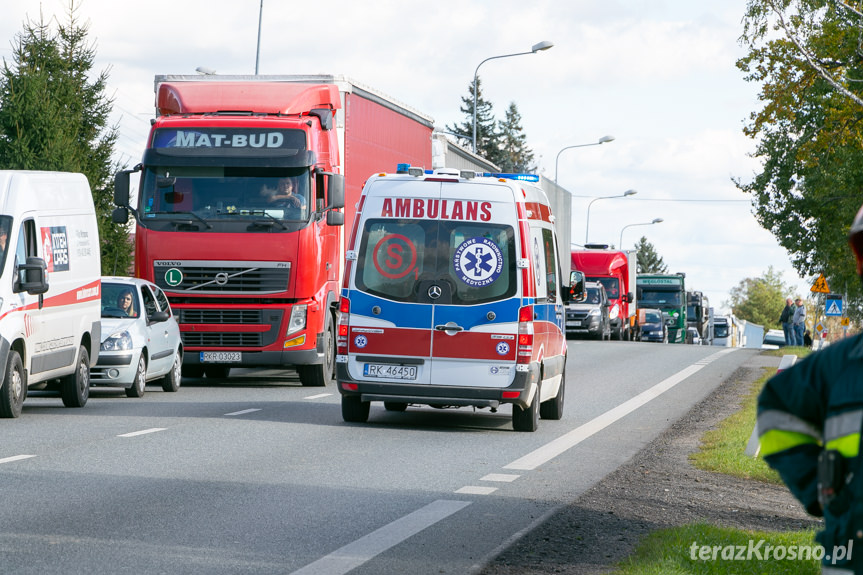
[336,166,580,431]
[0,171,102,418]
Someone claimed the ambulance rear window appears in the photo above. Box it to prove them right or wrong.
[356,219,516,305]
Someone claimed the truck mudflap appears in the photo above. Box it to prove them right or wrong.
[335,361,540,410]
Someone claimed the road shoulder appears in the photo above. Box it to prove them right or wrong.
[479,352,821,574]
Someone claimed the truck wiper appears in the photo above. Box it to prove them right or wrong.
[149,211,213,230]
[250,213,287,230]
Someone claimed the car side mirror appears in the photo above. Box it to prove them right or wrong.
[568,271,586,303]
[149,310,170,323]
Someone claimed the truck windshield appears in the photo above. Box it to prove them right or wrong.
[139,166,310,226]
[714,324,729,338]
[639,289,682,307]
[589,277,619,299]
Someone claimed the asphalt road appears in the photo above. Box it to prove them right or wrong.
[0,341,757,575]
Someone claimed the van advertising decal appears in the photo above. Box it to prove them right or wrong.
[452,237,503,287]
[380,198,492,221]
[41,226,70,272]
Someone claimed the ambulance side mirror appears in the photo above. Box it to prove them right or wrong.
[567,271,586,303]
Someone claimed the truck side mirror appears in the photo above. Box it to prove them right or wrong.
[327,173,345,209]
[568,270,586,302]
[17,257,49,295]
[112,206,129,224]
[114,170,131,206]
[326,210,344,226]
[626,292,634,304]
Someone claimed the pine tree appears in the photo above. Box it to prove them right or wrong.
[634,236,668,274]
[446,76,500,162]
[497,102,535,173]
[0,3,131,274]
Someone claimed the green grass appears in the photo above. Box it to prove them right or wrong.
[615,523,821,575]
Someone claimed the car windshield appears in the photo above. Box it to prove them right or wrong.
[586,287,602,304]
[644,311,661,323]
[102,283,141,318]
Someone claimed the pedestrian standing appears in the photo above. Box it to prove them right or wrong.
[779,297,794,346]
[792,297,806,346]
[757,202,863,574]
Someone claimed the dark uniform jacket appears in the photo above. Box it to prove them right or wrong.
[758,333,863,571]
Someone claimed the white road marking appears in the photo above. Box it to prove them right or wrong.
[304,394,332,400]
[289,500,471,575]
[0,454,36,464]
[505,349,736,471]
[455,486,498,495]
[117,428,167,438]
[224,409,262,416]
[480,473,520,483]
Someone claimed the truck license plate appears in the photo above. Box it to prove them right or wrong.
[363,364,417,380]
[200,351,242,363]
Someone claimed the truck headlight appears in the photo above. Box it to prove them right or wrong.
[101,330,132,351]
[287,304,307,336]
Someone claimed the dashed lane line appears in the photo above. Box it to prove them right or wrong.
[117,428,167,438]
[0,454,37,464]
[224,408,262,416]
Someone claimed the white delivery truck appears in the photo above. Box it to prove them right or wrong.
[0,171,102,418]
[336,166,581,431]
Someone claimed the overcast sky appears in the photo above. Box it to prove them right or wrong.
[1,0,817,315]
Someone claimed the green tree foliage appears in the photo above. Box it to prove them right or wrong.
[725,266,791,329]
[496,102,536,173]
[635,236,668,274]
[737,0,862,319]
[0,3,131,275]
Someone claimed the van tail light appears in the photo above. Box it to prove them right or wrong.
[517,305,534,364]
[337,297,350,355]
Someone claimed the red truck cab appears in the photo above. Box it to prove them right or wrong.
[571,245,637,340]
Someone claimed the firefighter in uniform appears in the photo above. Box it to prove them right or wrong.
[758,203,863,574]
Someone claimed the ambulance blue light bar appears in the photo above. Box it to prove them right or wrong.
[482,172,540,183]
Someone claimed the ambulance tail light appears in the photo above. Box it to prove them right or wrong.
[337,297,350,355]
[517,305,534,364]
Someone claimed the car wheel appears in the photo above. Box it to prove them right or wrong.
[298,313,334,387]
[384,402,408,412]
[125,355,147,398]
[512,384,540,432]
[162,354,182,392]
[0,351,25,418]
[342,395,370,423]
[61,345,90,408]
[540,366,565,420]
[204,366,231,379]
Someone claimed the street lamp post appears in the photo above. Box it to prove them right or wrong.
[554,135,615,184]
[619,218,664,249]
[472,40,554,153]
[585,190,637,244]
[255,0,263,74]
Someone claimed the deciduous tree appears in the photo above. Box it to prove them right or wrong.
[725,266,791,329]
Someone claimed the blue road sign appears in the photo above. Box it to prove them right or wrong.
[825,297,843,317]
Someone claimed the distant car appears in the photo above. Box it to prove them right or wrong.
[92,277,183,397]
[639,308,668,343]
[687,327,702,345]
[763,328,786,348]
[565,281,611,340]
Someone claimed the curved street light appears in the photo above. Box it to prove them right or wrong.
[554,135,615,184]
[585,189,637,244]
[619,218,664,249]
[472,40,554,153]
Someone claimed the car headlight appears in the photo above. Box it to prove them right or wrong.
[287,304,307,336]
[588,308,601,317]
[101,330,133,351]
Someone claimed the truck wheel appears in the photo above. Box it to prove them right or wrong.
[0,351,25,418]
[61,346,90,408]
[125,355,147,398]
[298,314,335,387]
[204,366,230,379]
[540,367,565,420]
[512,384,539,432]
[342,395,370,423]
[162,355,182,392]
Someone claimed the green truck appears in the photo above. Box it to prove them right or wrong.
[636,273,687,343]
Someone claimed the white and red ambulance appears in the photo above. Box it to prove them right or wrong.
[336,166,579,431]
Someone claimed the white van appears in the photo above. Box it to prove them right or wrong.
[336,167,580,431]
[0,171,102,418]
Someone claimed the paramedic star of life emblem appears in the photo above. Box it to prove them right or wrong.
[452,237,503,287]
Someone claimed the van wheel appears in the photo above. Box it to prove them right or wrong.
[61,346,90,408]
[204,366,230,379]
[162,355,182,392]
[342,395,370,423]
[126,356,147,398]
[384,402,408,412]
[540,367,565,420]
[298,314,334,387]
[0,351,25,418]
[512,385,539,432]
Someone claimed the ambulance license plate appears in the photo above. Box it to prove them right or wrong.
[200,351,242,363]
[363,364,417,380]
